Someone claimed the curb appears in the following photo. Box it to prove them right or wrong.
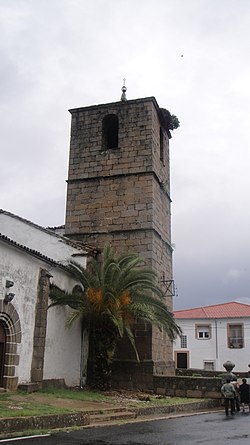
[0,412,90,435]
[136,398,221,417]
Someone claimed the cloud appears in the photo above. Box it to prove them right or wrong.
[225,268,246,282]
[1,0,250,309]
[235,297,250,305]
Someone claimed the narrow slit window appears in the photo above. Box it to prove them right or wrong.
[102,114,119,149]
[160,127,164,162]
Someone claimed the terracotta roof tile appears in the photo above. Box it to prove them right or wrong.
[173,301,250,319]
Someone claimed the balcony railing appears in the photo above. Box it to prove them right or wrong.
[228,337,244,349]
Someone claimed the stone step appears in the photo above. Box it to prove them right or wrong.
[89,410,137,425]
[89,407,130,415]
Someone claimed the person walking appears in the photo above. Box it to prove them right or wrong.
[239,378,250,413]
[232,377,240,412]
[221,378,236,416]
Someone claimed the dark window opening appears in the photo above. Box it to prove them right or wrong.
[176,352,188,368]
[102,114,119,149]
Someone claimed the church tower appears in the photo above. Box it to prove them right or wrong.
[65,90,176,388]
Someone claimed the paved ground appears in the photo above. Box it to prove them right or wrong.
[1,410,249,445]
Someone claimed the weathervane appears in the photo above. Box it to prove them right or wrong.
[121,78,127,102]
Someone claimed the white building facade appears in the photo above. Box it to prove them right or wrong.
[0,210,92,390]
[173,302,250,373]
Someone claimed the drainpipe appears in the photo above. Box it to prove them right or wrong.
[80,324,89,389]
[215,319,218,364]
[80,322,84,389]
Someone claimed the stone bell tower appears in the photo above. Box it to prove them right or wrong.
[65,87,176,388]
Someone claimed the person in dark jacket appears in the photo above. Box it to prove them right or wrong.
[221,378,236,416]
[239,378,250,413]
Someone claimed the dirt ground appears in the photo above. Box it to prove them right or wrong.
[6,390,155,412]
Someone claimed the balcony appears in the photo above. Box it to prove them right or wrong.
[228,337,244,349]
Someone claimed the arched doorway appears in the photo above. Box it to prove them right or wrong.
[0,322,6,387]
[0,304,21,390]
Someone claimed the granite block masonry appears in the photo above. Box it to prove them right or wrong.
[65,96,175,388]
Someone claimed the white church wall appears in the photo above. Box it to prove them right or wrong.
[0,237,86,388]
[44,267,83,387]
[0,241,40,382]
[0,211,87,267]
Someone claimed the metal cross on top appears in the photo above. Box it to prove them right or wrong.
[121,78,127,101]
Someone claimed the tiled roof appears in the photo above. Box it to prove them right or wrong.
[173,301,250,319]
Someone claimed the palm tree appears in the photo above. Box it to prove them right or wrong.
[49,245,181,389]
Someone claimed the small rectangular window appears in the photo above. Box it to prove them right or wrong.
[180,335,187,348]
[204,361,214,371]
[196,325,211,340]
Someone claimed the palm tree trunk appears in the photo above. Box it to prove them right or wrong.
[87,324,117,390]
[80,327,89,388]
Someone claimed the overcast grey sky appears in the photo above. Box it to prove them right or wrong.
[1,0,250,310]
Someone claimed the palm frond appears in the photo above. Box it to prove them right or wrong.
[49,244,181,348]
[124,324,140,362]
[104,308,124,338]
[49,284,82,310]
